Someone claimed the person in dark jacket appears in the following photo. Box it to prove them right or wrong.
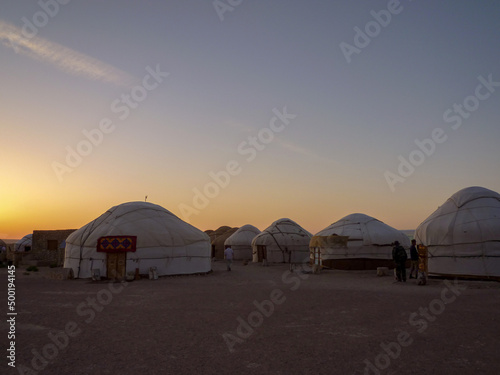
[409,239,419,279]
[392,241,408,282]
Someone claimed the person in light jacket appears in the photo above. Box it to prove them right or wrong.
[224,246,234,271]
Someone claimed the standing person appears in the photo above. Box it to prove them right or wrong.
[409,239,419,279]
[224,246,234,271]
[392,241,408,282]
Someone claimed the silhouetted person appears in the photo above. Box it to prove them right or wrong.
[409,239,419,278]
[392,241,407,282]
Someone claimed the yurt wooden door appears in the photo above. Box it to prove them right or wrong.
[107,253,126,279]
[257,245,267,262]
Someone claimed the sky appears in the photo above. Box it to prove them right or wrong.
[1,0,499,239]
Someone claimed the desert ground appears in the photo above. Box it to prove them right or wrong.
[1,261,500,375]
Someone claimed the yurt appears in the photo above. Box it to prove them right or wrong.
[64,202,211,279]
[415,186,500,279]
[15,234,33,252]
[311,213,410,270]
[224,225,260,260]
[211,227,238,259]
[252,218,312,263]
[205,226,231,243]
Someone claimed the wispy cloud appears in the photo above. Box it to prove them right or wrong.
[0,20,136,87]
[277,138,339,165]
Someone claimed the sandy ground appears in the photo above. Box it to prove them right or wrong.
[1,261,500,375]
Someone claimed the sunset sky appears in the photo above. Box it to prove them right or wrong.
[1,1,499,239]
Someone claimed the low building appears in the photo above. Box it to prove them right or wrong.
[32,230,76,266]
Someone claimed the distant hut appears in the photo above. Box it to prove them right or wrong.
[252,218,312,263]
[31,230,76,266]
[15,234,33,252]
[64,202,211,279]
[224,225,260,261]
[311,213,410,270]
[415,186,500,279]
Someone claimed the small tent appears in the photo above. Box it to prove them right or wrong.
[415,186,500,279]
[252,218,312,263]
[224,225,260,261]
[15,234,33,252]
[64,202,211,279]
[311,213,410,270]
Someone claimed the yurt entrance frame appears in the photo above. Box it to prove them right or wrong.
[96,236,137,280]
[106,253,127,279]
[256,245,267,262]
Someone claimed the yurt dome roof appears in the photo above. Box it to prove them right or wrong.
[66,201,209,248]
[316,213,409,246]
[225,225,260,246]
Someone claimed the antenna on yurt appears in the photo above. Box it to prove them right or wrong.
[145,195,148,202]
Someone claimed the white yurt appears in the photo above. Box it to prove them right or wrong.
[311,213,410,270]
[15,234,33,252]
[415,186,500,279]
[252,218,312,263]
[64,202,211,279]
[224,225,260,261]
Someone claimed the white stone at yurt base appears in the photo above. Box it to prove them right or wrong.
[64,202,211,279]
[415,186,500,279]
